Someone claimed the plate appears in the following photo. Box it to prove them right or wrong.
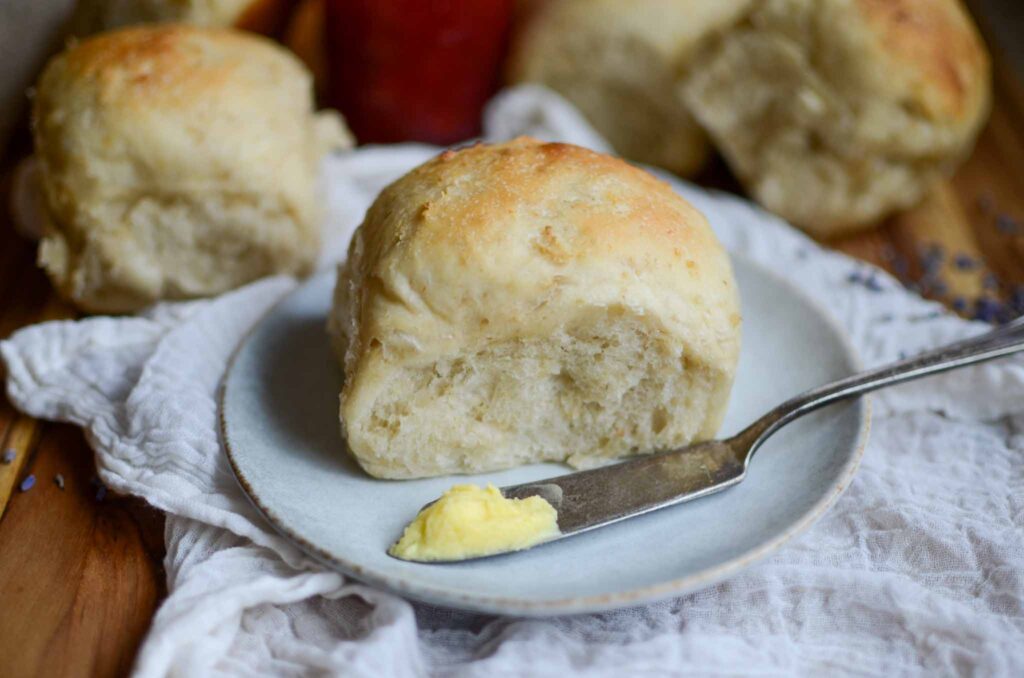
[221,256,869,616]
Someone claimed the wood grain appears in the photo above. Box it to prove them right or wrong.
[0,4,1022,673]
[0,196,166,677]
[0,423,165,678]
[0,209,74,519]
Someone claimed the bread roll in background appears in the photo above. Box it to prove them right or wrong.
[507,0,753,177]
[330,138,741,479]
[32,25,352,313]
[683,0,991,237]
[70,0,296,36]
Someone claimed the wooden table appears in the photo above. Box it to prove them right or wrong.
[2,7,1023,676]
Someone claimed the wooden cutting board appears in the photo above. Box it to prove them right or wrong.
[2,5,1023,676]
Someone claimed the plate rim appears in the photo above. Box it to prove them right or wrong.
[219,253,872,616]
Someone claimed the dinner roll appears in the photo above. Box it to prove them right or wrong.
[32,25,351,313]
[682,0,991,237]
[70,0,293,35]
[507,0,753,177]
[330,138,741,479]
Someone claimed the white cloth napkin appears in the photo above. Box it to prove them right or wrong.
[3,86,1024,677]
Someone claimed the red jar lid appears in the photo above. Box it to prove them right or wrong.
[325,0,515,145]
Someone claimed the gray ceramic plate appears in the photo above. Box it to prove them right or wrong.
[221,256,869,616]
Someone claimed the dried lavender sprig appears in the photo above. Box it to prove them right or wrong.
[953,254,978,271]
[996,214,1020,235]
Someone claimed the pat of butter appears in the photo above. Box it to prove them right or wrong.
[389,484,560,562]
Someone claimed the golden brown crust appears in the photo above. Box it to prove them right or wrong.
[52,24,305,112]
[856,0,990,122]
[389,140,715,258]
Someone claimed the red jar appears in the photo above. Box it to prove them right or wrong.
[324,0,515,145]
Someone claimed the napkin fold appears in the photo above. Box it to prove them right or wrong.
[3,86,1023,677]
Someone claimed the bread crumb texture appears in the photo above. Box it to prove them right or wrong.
[507,0,753,176]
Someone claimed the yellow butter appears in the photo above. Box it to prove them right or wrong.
[389,484,560,562]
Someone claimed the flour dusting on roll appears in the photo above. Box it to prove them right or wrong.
[329,138,741,480]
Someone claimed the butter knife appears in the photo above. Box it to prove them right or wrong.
[400,315,1024,561]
